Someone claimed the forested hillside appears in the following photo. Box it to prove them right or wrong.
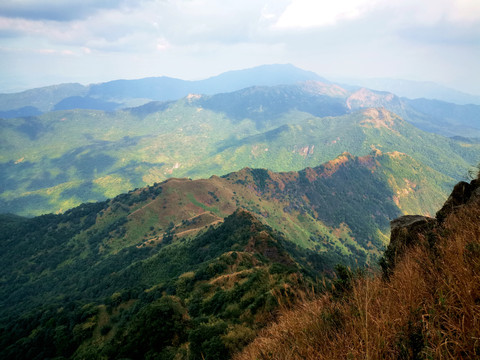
[0,152,452,359]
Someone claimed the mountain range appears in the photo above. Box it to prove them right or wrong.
[335,76,480,106]
[237,175,480,360]
[1,68,479,216]
[0,64,325,115]
[0,64,479,359]
[1,64,479,136]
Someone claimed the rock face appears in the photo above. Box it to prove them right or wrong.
[381,215,436,278]
[436,179,480,222]
[390,215,437,248]
[381,177,480,277]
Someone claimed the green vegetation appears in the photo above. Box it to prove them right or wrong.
[1,86,477,216]
[1,78,477,359]
[0,207,323,360]
[0,153,456,358]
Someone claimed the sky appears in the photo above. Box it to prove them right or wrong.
[1,0,479,94]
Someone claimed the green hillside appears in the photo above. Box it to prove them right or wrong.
[0,152,452,358]
[1,88,475,216]
[0,208,314,360]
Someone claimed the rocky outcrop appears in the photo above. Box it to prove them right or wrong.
[381,177,480,278]
[380,215,436,278]
[390,215,437,248]
[436,179,480,223]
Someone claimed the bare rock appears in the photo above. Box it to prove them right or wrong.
[390,215,437,248]
[437,179,479,222]
[380,215,436,278]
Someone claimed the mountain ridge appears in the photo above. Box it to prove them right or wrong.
[335,76,480,105]
[2,100,474,216]
[0,64,324,114]
[1,65,479,140]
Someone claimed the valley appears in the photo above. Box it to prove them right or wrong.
[0,65,479,359]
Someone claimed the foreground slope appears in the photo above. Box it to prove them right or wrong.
[0,153,450,359]
[237,176,480,360]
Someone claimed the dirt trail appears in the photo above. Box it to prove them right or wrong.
[173,220,223,238]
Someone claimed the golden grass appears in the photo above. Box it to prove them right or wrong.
[236,197,480,360]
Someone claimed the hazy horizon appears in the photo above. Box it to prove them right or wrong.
[1,0,479,95]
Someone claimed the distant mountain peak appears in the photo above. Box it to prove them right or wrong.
[337,76,480,105]
[346,88,398,110]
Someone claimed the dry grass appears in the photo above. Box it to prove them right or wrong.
[236,197,480,360]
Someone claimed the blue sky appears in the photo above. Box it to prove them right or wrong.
[1,0,479,94]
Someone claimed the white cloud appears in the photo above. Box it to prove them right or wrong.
[0,0,140,21]
[449,0,480,23]
[375,0,480,26]
[273,0,480,29]
[0,0,479,94]
[274,0,376,28]
[156,38,170,51]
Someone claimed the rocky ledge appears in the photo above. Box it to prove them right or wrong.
[381,177,480,278]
